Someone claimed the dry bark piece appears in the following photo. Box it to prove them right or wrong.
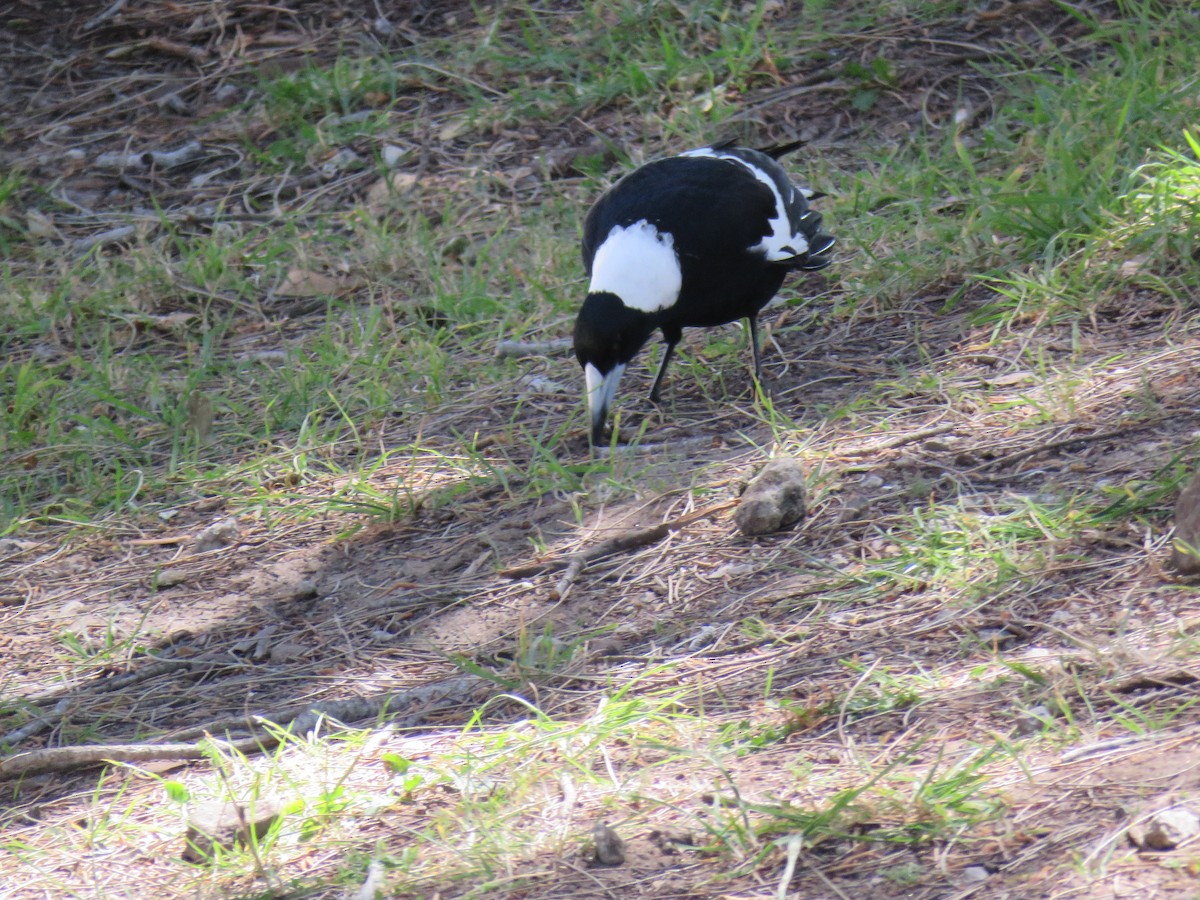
[590,820,626,866]
[735,457,808,536]
[1169,466,1200,574]
[183,798,282,862]
[275,268,360,299]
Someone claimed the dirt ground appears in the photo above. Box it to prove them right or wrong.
[4,1,1200,897]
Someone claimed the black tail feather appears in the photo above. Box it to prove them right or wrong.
[759,138,806,159]
[707,137,806,159]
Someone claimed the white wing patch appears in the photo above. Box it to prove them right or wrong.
[681,147,810,261]
[589,220,682,313]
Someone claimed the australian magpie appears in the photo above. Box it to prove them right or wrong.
[573,139,834,445]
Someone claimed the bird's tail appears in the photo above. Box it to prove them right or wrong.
[758,138,806,160]
[709,137,807,159]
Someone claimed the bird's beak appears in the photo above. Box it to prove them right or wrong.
[584,362,625,446]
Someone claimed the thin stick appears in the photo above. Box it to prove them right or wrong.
[0,674,486,780]
[81,0,128,31]
[842,422,958,455]
[971,419,1163,472]
[500,499,736,580]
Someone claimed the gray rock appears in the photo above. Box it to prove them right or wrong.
[961,865,990,883]
[155,567,189,589]
[1129,806,1200,850]
[1170,466,1200,574]
[1015,705,1052,736]
[183,798,281,862]
[194,518,240,553]
[590,820,626,866]
[735,457,808,536]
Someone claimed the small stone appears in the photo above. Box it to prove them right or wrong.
[1015,705,1052,736]
[590,820,625,866]
[194,518,240,553]
[269,641,309,664]
[380,143,408,168]
[961,865,990,883]
[1129,806,1200,850]
[320,148,363,178]
[183,799,281,862]
[289,578,319,600]
[1169,467,1200,574]
[976,626,1019,649]
[156,568,188,588]
[735,457,808,536]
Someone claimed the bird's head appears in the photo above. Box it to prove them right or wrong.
[573,291,656,446]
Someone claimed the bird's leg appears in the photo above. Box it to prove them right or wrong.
[648,339,677,404]
[648,326,682,404]
[747,313,764,385]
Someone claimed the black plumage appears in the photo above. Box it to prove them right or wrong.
[573,140,834,445]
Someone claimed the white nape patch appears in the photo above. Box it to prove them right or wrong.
[682,147,809,261]
[589,220,682,313]
[585,361,625,418]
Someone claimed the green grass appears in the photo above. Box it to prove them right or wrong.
[6,0,1200,532]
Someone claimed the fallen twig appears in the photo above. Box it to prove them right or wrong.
[144,36,210,65]
[96,141,205,170]
[841,422,958,455]
[970,419,1164,472]
[72,224,140,254]
[0,674,487,780]
[500,499,737,581]
[0,699,72,747]
[0,739,237,780]
[81,0,127,31]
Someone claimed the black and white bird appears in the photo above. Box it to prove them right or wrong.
[573,140,835,445]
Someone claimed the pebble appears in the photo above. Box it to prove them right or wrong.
[961,866,990,883]
[1015,705,1052,736]
[183,799,281,862]
[156,568,189,588]
[735,457,808,536]
[591,820,626,866]
[1129,806,1200,850]
[194,518,240,553]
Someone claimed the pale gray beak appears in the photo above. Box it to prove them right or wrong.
[584,362,625,445]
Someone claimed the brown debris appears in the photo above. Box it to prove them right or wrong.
[1169,465,1200,574]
